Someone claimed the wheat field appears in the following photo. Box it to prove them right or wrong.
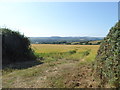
[32,44,99,62]
[32,44,99,53]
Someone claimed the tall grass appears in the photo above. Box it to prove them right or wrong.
[32,44,99,63]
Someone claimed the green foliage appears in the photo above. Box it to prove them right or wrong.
[82,50,90,56]
[68,50,77,54]
[1,28,36,65]
[94,21,120,87]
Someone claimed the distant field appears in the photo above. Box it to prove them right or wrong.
[3,44,100,88]
[32,44,99,53]
[89,40,102,44]
[32,44,99,62]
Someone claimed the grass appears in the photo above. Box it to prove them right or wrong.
[32,44,99,62]
[2,44,100,88]
[32,44,98,53]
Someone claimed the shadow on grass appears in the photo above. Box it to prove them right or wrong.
[2,60,43,70]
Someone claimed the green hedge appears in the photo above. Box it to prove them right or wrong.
[94,21,120,87]
[1,28,36,65]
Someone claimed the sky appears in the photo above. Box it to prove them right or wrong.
[0,2,118,37]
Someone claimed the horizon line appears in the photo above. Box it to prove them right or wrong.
[28,36,105,37]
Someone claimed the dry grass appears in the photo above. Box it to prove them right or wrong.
[31,44,99,53]
[32,44,99,62]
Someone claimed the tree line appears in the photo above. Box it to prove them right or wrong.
[33,40,101,45]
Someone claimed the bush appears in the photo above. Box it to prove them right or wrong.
[1,28,36,65]
[83,50,90,56]
[94,21,120,87]
[68,50,76,54]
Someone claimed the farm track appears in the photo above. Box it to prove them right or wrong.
[3,58,99,88]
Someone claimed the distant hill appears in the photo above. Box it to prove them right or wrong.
[29,36,104,44]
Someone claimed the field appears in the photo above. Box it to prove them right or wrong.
[2,44,100,88]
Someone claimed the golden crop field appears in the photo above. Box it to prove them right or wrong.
[31,44,100,62]
[31,44,99,53]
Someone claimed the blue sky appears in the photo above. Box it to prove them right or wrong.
[0,2,118,37]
